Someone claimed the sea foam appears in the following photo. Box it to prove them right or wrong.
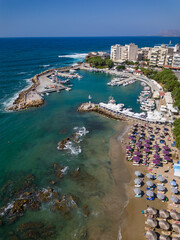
[58,53,88,59]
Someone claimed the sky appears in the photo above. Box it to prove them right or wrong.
[0,0,180,37]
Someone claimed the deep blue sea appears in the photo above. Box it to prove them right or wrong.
[0,37,180,240]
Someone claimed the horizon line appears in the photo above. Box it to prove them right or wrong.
[0,35,180,39]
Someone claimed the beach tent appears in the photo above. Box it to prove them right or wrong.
[172,223,180,233]
[134,178,142,185]
[157,193,166,201]
[157,176,165,182]
[135,171,142,177]
[173,164,180,177]
[146,190,154,197]
[146,218,158,227]
[170,210,180,220]
[159,220,170,230]
[147,207,157,215]
[146,173,154,179]
[134,188,141,195]
[170,180,177,186]
[159,235,170,240]
[145,230,157,240]
[159,209,170,219]
[171,187,179,194]
[146,181,154,187]
[171,196,179,203]
[157,185,166,192]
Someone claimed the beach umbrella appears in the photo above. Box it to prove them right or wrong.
[129,136,134,140]
[126,145,132,149]
[134,151,141,156]
[146,190,154,197]
[170,180,177,186]
[144,148,150,153]
[172,223,180,233]
[171,196,179,203]
[147,207,157,215]
[159,220,170,230]
[157,185,166,192]
[157,176,165,182]
[146,181,154,187]
[136,142,142,146]
[145,144,150,148]
[146,217,158,227]
[159,235,170,240]
[146,173,154,179]
[163,150,170,155]
[145,230,157,240]
[163,145,170,150]
[133,156,140,162]
[170,210,180,220]
[171,187,179,194]
[153,154,160,159]
[164,156,171,162]
[145,139,151,143]
[159,209,170,219]
[134,178,142,185]
[135,171,142,177]
[157,193,166,201]
[153,144,159,149]
[153,159,161,165]
[134,188,141,195]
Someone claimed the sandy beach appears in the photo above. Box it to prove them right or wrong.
[120,120,180,240]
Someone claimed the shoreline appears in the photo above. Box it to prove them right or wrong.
[7,65,81,111]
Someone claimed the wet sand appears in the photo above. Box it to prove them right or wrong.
[86,121,131,240]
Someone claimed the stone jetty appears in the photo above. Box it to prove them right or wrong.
[78,102,127,121]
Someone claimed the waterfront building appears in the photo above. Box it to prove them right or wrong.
[110,43,138,62]
[138,47,152,61]
[149,44,174,67]
[172,53,180,68]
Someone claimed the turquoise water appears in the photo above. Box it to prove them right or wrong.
[0,37,180,239]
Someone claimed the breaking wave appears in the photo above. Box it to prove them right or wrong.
[58,53,88,60]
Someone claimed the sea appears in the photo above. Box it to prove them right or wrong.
[0,37,180,240]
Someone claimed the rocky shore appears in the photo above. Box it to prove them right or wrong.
[7,65,81,112]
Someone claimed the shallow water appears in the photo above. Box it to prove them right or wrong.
[1,37,180,239]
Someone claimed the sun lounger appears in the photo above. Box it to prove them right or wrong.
[146,197,154,201]
[135,194,142,198]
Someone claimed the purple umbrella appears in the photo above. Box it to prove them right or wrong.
[144,148,150,153]
[144,144,150,148]
[163,150,170,155]
[154,154,160,159]
[133,156,140,162]
[163,145,170,150]
[164,156,171,162]
[129,136,134,140]
[145,139,151,143]
[153,159,161,165]
[126,146,132,149]
[134,151,141,156]
[136,142,142,146]
[153,144,159,149]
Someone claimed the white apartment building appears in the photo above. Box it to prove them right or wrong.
[172,53,180,68]
[149,44,174,67]
[110,43,138,62]
[138,47,152,61]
